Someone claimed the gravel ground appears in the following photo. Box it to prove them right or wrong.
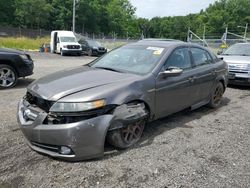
[0,52,249,188]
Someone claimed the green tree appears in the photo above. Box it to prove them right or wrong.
[0,0,15,26]
[15,0,52,28]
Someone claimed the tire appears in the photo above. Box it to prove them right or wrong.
[60,49,64,56]
[87,49,92,56]
[0,64,18,89]
[208,82,224,108]
[107,105,148,149]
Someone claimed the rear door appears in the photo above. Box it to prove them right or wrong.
[155,47,197,119]
[190,47,216,103]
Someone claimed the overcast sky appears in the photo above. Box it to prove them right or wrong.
[130,0,217,19]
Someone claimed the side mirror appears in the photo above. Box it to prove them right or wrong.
[160,67,183,77]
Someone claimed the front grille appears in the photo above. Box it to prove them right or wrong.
[31,142,60,153]
[229,71,248,74]
[228,63,248,72]
[67,45,80,49]
[98,47,105,51]
[25,92,53,112]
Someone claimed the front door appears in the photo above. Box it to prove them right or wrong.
[155,47,196,119]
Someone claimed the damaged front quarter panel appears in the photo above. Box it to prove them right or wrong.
[108,103,148,131]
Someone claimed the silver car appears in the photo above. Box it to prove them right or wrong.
[220,43,250,85]
[17,40,228,161]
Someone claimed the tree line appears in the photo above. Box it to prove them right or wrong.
[0,0,250,39]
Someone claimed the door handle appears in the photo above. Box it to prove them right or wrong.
[188,76,195,83]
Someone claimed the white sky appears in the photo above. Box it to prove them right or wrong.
[130,0,217,19]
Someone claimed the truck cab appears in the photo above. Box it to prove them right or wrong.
[50,31,82,56]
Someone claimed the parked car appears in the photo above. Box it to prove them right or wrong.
[50,30,82,56]
[0,48,34,89]
[78,39,107,56]
[17,40,228,161]
[219,43,250,85]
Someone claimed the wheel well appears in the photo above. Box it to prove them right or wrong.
[0,61,19,76]
[126,99,151,117]
[219,79,226,91]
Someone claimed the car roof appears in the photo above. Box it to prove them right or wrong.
[129,39,200,48]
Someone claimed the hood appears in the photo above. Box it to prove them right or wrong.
[60,42,80,45]
[220,55,250,64]
[28,66,137,101]
[0,48,25,55]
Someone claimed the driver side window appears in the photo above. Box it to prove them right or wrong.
[164,48,192,70]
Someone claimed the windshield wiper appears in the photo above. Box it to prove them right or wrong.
[95,66,122,73]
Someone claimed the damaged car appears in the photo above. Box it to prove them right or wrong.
[17,40,228,161]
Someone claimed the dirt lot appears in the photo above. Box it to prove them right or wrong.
[0,52,249,188]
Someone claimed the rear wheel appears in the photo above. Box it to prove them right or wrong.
[208,82,224,108]
[107,104,148,149]
[0,64,18,89]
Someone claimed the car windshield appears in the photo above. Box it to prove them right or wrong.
[87,40,101,47]
[223,43,250,56]
[90,45,165,75]
[60,37,76,43]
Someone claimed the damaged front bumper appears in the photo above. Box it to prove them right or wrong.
[17,99,113,161]
[17,99,147,161]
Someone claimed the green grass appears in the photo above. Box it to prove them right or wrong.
[0,37,50,51]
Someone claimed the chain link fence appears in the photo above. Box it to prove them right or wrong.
[0,26,51,38]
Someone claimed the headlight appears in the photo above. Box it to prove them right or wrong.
[49,99,106,112]
[93,47,98,50]
[19,54,29,60]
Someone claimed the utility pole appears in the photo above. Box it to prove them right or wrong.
[244,23,248,41]
[72,0,76,33]
[187,27,190,42]
[203,25,206,47]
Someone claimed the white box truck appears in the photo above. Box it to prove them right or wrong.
[50,30,82,56]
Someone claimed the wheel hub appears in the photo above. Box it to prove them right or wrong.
[0,68,15,87]
[121,120,144,144]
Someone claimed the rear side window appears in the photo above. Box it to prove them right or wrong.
[164,48,192,70]
[190,48,213,66]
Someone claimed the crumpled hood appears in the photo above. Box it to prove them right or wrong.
[28,66,137,101]
[220,55,250,64]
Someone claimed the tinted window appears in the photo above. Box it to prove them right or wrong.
[191,48,212,66]
[165,48,192,70]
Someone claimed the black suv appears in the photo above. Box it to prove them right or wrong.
[78,39,107,56]
[0,48,34,89]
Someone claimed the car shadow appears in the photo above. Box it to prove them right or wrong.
[228,84,250,90]
[14,78,35,89]
[102,97,231,160]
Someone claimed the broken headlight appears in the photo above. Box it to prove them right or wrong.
[49,99,106,113]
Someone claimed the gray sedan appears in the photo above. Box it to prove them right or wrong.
[17,40,228,161]
[219,43,250,85]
